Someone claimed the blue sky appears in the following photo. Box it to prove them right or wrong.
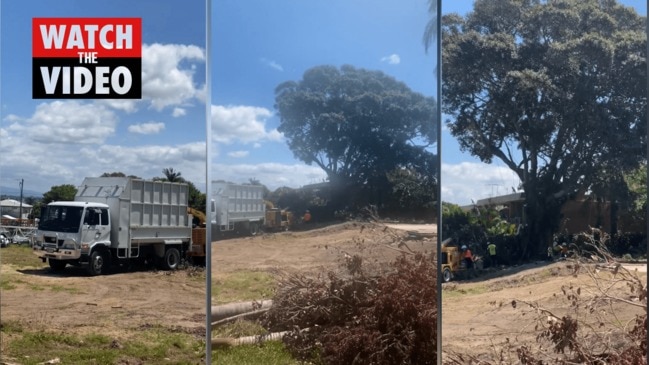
[211,0,647,205]
[1,0,207,195]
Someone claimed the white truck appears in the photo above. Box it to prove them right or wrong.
[211,181,266,236]
[32,177,193,275]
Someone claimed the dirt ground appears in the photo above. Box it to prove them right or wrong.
[1,221,646,362]
[213,221,647,361]
[0,263,206,339]
[212,221,435,274]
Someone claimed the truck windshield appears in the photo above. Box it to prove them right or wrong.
[38,206,84,233]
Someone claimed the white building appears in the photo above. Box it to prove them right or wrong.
[0,199,33,219]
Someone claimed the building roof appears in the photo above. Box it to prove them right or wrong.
[475,192,525,207]
[0,199,32,208]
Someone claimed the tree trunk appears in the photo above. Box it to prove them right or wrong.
[610,201,618,236]
[522,180,565,261]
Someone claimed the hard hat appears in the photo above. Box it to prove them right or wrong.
[461,245,467,250]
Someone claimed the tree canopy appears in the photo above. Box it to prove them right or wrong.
[42,184,77,205]
[274,64,438,211]
[161,168,183,183]
[439,0,646,256]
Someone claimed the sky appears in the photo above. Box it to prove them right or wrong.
[0,0,207,195]
[211,0,437,194]
[1,0,646,206]
[211,0,647,206]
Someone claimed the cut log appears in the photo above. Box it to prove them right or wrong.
[211,307,270,327]
[211,300,273,322]
[211,331,290,348]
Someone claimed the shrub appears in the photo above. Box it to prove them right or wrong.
[263,253,437,364]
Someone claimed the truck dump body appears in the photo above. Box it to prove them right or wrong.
[77,177,191,250]
[212,181,265,231]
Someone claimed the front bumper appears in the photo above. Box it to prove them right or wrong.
[33,246,82,261]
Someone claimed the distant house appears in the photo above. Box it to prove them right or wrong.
[0,199,33,220]
[469,192,644,234]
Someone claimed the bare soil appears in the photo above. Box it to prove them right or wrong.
[0,264,206,339]
[1,221,645,362]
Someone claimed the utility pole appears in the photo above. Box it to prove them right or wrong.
[19,179,23,224]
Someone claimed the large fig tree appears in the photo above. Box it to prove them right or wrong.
[274,65,437,211]
[439,0,646,258]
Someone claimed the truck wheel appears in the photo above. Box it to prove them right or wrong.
[87,250,106,276]
[48,259,67,272]
[162,247,180,270]
[442,267,452,283]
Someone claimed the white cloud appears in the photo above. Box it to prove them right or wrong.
[142,43,206,110]
[128,122,165,135]
[80,142,206,188]
[260,57,284,71]
[0,137,207,194]
[212,162,327,191]
[442,161,521,206]
[380,54,401,65]
[3,114,21,122]
[95,99,138,113]
[172,107,187,117]
[8,100,117,144]
[227,150,250,158]
[211,104,283,144]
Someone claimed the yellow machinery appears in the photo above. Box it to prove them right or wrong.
[440,238,481,282]
[185,203,293,266]
[264,201,293,231]
[186,207,207,266]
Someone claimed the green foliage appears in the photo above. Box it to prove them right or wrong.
[186,180,206,213]
[100,172,141,178]
[275,64,437,212]
[161,167,184,183]
[624,163,647,215]
[385,168,436,213]
[485,217,518,236]
[440,0,646,257]
[42,184,77,205]
[442,202,522,263]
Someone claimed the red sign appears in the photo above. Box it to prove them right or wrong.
[32,17,142,99]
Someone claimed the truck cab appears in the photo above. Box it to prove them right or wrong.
[33,202,111,273]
